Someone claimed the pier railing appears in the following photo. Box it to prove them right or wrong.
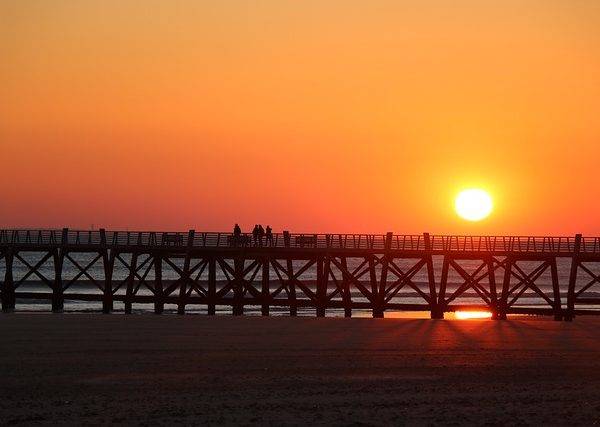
[0,229,598,253]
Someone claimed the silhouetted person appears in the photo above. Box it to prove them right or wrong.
[252,224,259,246]
[258,224,265,246]
[233,223,241,247]
[265,225,273,246]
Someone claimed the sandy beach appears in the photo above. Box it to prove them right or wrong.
[1,314,599,425]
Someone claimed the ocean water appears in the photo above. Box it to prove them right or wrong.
[1,252,599,315]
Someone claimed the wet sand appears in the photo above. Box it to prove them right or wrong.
[1,314,599,425]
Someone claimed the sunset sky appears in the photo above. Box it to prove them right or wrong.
[2,1,600,234]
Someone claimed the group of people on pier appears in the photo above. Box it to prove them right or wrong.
[232,223,273,247]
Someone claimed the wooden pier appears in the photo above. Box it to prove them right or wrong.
[1,229,600,320]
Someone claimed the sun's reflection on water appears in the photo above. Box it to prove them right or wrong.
[370,310,494,319]
[454,311,492,320]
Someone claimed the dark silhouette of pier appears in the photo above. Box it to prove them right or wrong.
[1,229,599,320]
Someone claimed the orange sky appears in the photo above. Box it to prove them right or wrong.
[1,1,600,234]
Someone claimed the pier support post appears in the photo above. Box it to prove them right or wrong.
[341,257,352,318]
[433,255,448,319]
[316,257,326,317]
[233,256,244,315]
[208,257,216,315]
[1,248,15,312]
[377,233,393,319]
[370,255,383,318]
[497,257,511,320]
[178,230,195,315]
[261,258,269,316]
[378,252,390,319]
[154,254,163,314]
[125,252,138,314]
[52,251,64,312]
[51,228,68,313]
[550,256,562,321]
[425,233,443,319]
[324,256,332,316]
[100,229,113,313]
[566,234,582,321]
[287,257,297,316]
[487,256,499,320]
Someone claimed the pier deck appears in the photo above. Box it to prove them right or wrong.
[1,229,599,319]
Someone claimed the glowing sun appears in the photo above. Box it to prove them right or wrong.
[455,189,493,221]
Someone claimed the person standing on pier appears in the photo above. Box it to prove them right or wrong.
[252,224,259,246]
[258,224,265,246]
[265,225,273,246]
[233,224,241,247]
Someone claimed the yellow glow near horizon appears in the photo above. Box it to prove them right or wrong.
[455,189,493,222]
[455,311,492,320]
